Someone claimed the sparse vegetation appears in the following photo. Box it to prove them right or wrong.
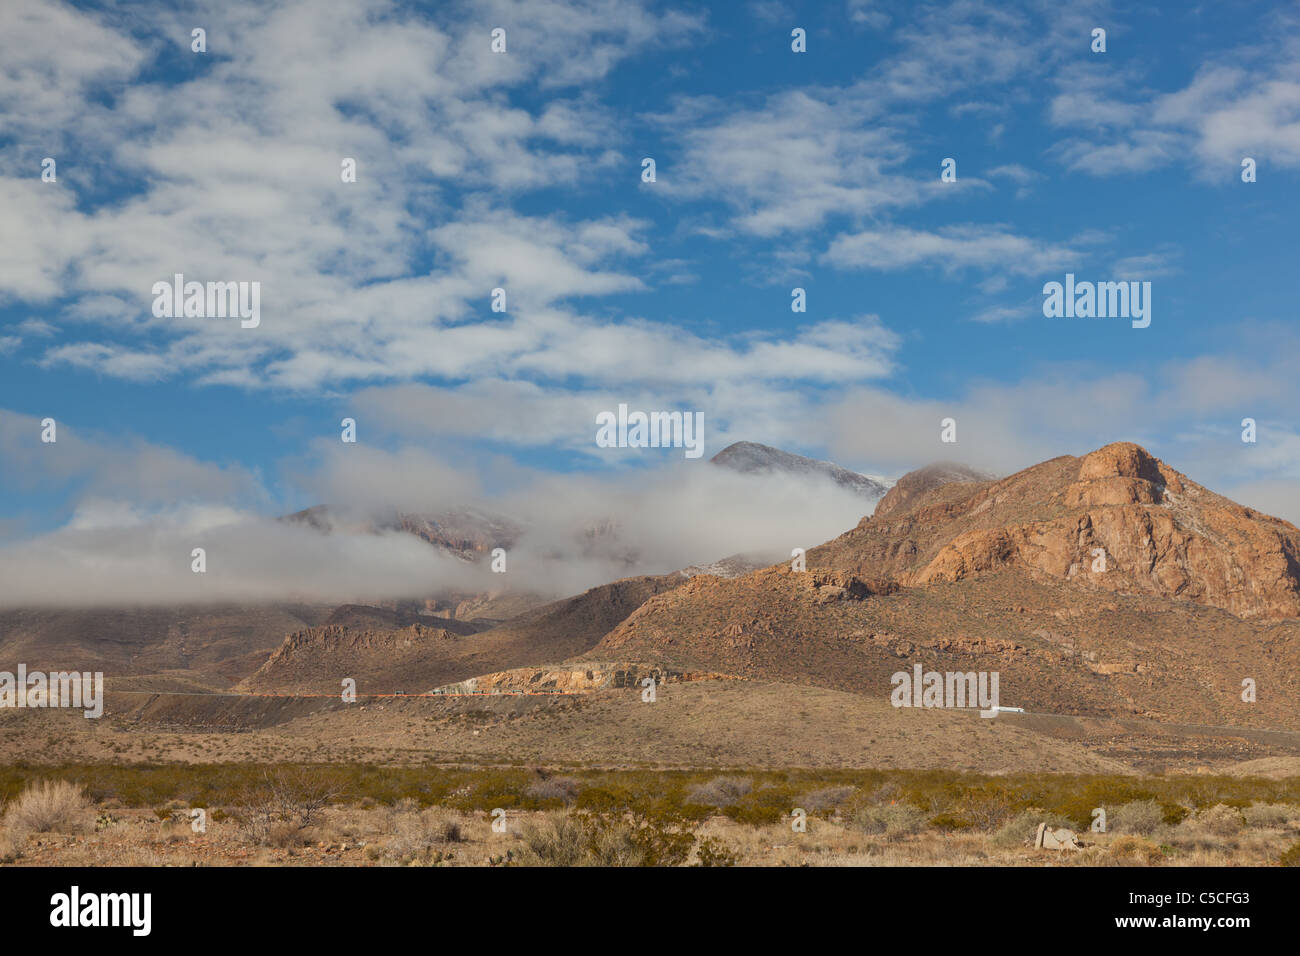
[686,776,752,808]
[1110,834,1165,866]
[852,803,925,840]
[0,763,1295,866]
[1110,799,1166,835]
[2,779,90,835]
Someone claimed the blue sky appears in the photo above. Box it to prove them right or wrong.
[2,0,1300,600]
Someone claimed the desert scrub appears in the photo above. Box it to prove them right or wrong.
[518,812,697,867]
[722,784,801,826]
[798,786,856,815]
[0,828,25,863]
[1187,803,1244,837]
[235,768,338,847]
[524,775,580,806]
[1109,835,1165,866]
[1243,803,1298,829]
[3,780,90,834]
[694,836,739,867]
[686,777,752,808]
[1110,800,1166,836]
[852,803,925,841]
[991,810,1076,847]
[1279,841,1300,866]
[384,804,462,864]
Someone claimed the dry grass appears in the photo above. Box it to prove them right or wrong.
[2,779,90,835]
[686,777,753,808]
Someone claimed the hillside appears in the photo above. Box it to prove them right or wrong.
[587,443,1300,730]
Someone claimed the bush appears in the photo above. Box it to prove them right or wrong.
[1278,841,1300,867]
[1243,803,1297,829]
[236,769,338,846]
[799,786,856,814]
[1110,800,1165,836]
[525,776,580,806]
[686,777,752,809]
[694,837,739,867]
[517,813,649,866]
[0,828,25,863]
[1188,803,1243,837]
[928,813,973,831]
[852,803,925,841]
[518,812,699,867]
[1110,834,1164,866]
[3,780,90,834]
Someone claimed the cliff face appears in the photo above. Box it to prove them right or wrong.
[876,443,1300,620]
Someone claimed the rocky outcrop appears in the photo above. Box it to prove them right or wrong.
[711,441,891,500]
[873,463,992,518]
[898,443,1300,620]
[428,662,741,695]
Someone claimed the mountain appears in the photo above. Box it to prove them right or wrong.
[817,442,1300,618]
[710,441,892,500]
[873,462,992,517]
[239,572,688,694]
[282,504,521,563]
[586,443,1300,730]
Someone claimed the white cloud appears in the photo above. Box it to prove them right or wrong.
[824,224,1081,275]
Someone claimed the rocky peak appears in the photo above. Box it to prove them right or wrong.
[710,441,891,500]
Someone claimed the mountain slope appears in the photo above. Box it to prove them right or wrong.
[240,572,688,694]
[586,443,1300,730]
[710,441,891,500]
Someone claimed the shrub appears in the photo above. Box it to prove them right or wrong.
[0,829,25,863]
[383,807,464,863]
[518,812,698,867]
[1110,834,1164,866]
[694,837,739,867]
[525,776,580,806]
[3,780,90,834]
[1243,803,1297,829]
[1110,800,1165,836]
[1278,841,1300,867]
[686,777,752,808]
[928,813,973,831]
[799,786,856,814]
[852,803,925,841]
[236,769,338,846]
[518,814,588,866]
[1189,803,1243,837]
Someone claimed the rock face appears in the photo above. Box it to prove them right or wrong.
[814,442,1300,621]
[427,662,739,695]
[710,441,892,500]
[889,443,1300,620]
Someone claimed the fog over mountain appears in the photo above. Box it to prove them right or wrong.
[0,442,891,606]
